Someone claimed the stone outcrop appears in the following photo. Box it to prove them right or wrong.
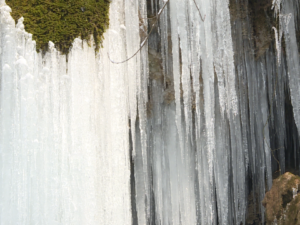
[262,172,300,225]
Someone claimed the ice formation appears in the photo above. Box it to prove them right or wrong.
[0,0,147,224]
[0,0,300,224]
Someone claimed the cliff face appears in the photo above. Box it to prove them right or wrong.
[0,0,300,224]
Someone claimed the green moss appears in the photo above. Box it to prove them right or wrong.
[6,0,110,54]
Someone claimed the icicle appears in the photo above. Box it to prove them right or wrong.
[272,0,282,17]
[169,0,184,157]
[273,13,292,65]
[272,27,281,64]
[280,13,292,34]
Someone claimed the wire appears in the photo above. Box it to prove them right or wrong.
[108,0,206,64]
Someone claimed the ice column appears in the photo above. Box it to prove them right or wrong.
[146,0,244,224]
[283,0,300,136]
[0,1,147,224]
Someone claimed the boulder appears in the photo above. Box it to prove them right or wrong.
[262,172,300,225]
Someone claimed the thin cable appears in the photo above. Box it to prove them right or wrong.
[109,0,206,64]
[108,0,169,64]
[193,0,206,22]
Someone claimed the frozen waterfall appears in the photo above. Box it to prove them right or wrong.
[0,0,300,224]
[0,0,147,224]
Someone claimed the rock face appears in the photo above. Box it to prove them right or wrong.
[262,172,300,224]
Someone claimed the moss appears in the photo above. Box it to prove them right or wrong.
[263,172,300,225]
[6,0,110,54]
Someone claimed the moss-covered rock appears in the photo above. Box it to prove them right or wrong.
[6,0,110,54]
[262,172,300,225]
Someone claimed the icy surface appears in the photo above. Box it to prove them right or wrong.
[0,1,146,224]
[1,0,300,224]
[139,0,300,224]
